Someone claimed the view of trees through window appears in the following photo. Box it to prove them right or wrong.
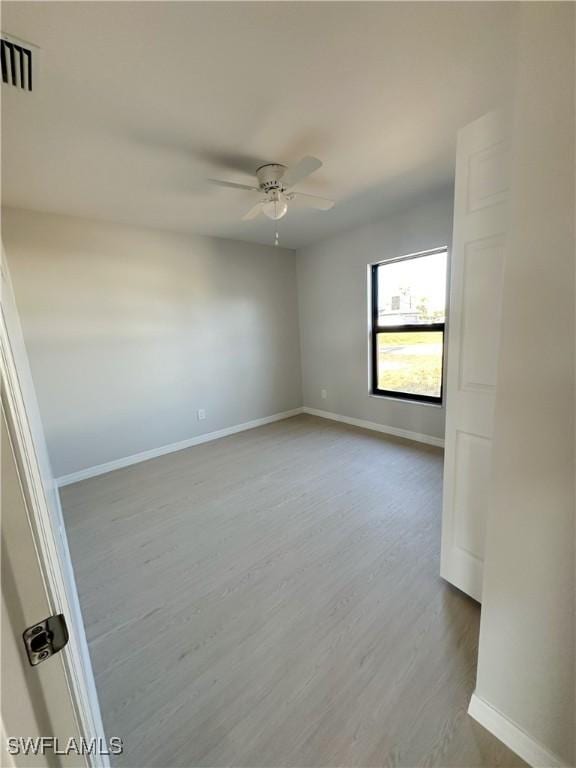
[372,249,447,402]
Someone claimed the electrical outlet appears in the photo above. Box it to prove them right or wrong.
[321,389,327,400]
[197,409,206,421]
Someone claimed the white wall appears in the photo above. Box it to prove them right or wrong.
[475,4,574,765]
[296,188,453,441]
[2,208,302,478]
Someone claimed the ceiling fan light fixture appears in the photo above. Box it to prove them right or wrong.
[262,190,288,220]
[213,156,333,229]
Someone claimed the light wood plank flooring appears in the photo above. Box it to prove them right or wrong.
[61,415,525,767]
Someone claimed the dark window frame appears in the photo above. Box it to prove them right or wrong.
[370,248,447,405]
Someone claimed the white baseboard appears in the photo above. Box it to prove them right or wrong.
[468,693,570,768]
[56,405,442,487]
[302,406,445,448]
[56,408,304,487]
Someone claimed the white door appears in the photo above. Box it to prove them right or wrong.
[440,110,510,602]
[2,408,84,766]
[1,253,108,766]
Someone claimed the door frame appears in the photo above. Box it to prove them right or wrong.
[1,257,108,767]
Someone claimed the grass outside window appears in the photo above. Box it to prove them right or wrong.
[371,249,448,404]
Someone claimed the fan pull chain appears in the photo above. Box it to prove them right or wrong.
[274,230,279,247]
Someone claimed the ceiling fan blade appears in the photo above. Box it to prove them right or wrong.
[242,202,264,221]
[291,192,335,211]
[209,179,259,192]
[281,156,323,189]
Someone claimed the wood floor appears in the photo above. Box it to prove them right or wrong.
[61,415,525,768]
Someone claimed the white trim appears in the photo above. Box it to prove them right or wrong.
[56,405,444,487]
[52,486,106,750]
[468,693,570,768]
[56,408,304,487]
[302,407,445,448]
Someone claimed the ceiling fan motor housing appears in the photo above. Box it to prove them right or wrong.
[256,164,287,192]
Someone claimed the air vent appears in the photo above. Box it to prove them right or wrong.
[1,34,34,92]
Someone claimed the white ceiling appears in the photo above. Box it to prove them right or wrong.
[2,2,518,249]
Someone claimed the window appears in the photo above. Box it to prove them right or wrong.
[371,247,448,404]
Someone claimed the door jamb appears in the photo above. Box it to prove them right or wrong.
[1,266,108,767]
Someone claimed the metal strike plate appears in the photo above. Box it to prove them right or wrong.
[23,614,68,666]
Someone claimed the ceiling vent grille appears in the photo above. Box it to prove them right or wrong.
[1,35,34,91]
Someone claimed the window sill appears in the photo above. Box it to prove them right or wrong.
[368,393,444,408]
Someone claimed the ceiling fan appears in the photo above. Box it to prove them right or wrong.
[210,156,335,221]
